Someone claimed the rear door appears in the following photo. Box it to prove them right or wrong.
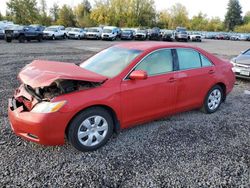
[120,49,177,127]
[174,48,216,111]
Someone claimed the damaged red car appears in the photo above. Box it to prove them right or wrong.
[8,42,235,151]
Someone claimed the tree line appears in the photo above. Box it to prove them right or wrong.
[0,0,250,32]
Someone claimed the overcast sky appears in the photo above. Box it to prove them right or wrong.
[0,0,249,19]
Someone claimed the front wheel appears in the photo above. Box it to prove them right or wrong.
[5,37,12,43]
[68,107,114,152]
[38,35,43,42]
[201,85,223,114]
[18,35,25,43]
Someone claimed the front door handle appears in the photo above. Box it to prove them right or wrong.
[208,70,215,74]
[168,77,176,83]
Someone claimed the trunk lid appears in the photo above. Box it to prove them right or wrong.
[19,60,108,88]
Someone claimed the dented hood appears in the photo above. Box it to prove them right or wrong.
[19,60,108,88]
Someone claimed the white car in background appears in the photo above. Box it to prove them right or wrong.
[68,28,86,39]
[189,32,202,42]
[0,20,14,39]
[101,26,119,40]
[43,26,67,40]
[86,27,102,39]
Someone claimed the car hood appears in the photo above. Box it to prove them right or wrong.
[19,60,108,88]
[136,33,146,36]
[87,32,99,35]
[235,55,250,65]
[68,31,80,35]
[43,30,55,34]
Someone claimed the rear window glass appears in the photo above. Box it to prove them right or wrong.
[177,49,201,70]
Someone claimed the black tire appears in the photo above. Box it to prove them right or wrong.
[78,35,81,40]
[5,37,12,43]
[201,85,223,114]
[63,34,67,39]
[18,35,25,43]
[68,107,114,152]
[52,35,56,40]
[38,35,43,42]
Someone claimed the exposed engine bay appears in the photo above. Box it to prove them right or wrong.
[25,79,102,101]
[12,79,102,111]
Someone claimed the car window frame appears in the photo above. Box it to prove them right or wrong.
[124,48,177,80]
[174,48,214,71]
[243,49,250,55]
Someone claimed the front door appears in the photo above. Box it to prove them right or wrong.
[120,49,177,128]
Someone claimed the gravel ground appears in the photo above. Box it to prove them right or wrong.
[0,39,249,187]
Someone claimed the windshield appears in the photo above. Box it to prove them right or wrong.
[45,27,57,31]
[137,30,146,33]
[180,31,187,34]
[122,30,132,34]
[73,28,81,32]
[88,28,99,32]
[103,29,112,33]
[80,47,142,78]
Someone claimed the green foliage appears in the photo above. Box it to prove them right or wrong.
[49,3,60,23]
[7,0,39,24]
[206,17,224,31]
[235,22,250,32]
[37,0,51,26]
[224,0,243,31]
[168,3,189,29]
[1,0,247,32]
[157,10,171,28]
[74,0,93,27]
[90,0,156,27]
[57,5,76,27]
[243,11,250,24]
[0,12,3,20]
[190,12,208,31]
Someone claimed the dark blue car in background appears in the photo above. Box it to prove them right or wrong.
[4,25,45,43]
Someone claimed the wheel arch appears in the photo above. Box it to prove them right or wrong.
[65,104,121,137]
[215,82,227,101]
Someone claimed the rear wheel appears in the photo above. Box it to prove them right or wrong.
[38,35,43,42]
[201,85,223,114]
[68,107,114,152]
[52,35,56,40]
[5,37,12,43]
[18,35,25,43]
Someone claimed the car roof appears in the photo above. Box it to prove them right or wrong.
[115,42,200,51]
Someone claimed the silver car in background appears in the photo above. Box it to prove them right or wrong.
[68,28,86,39]
[231,49,250,79]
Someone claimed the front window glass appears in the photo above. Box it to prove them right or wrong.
[88,28,99,32]
[243,49,250,55]
[137,30,146,33]
[200,54,213,67]
[45,27,57,31]
[177,49,201,70]
[80,47,142,78]
[103,29,112,33]
[122,30,132,34]
[135,49,173,76]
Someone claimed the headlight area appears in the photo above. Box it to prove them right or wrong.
[230,60,236,72]
[31,101,67,113]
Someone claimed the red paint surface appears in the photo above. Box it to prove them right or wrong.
[8,42,235,145]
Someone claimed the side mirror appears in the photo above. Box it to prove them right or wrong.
[129,70,148,80]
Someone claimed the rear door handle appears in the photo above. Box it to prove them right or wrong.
[168,77,176,83]
[208,70,215,74]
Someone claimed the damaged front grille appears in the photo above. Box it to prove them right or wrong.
[11,79,102,112]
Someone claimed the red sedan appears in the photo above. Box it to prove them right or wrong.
[8,42,235,151]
